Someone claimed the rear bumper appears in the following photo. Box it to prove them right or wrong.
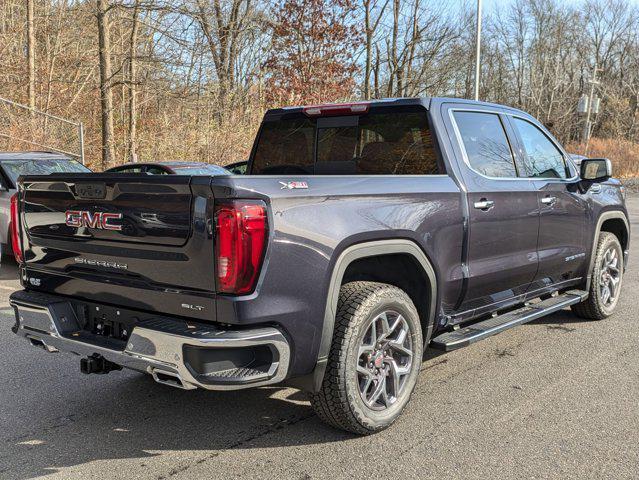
[10,290,290,391]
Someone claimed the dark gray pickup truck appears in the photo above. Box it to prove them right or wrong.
[9,98,629,434]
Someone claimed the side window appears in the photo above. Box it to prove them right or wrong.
[452,111,517,178]
[512,118,568,179]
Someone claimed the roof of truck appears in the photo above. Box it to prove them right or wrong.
[264,97,528,118]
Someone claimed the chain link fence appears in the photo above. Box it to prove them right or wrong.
[0,96,84,163]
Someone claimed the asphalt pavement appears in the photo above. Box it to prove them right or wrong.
[1,197,638,479]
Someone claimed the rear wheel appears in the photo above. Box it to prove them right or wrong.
[571,232,623,320]
[310,281,423,434]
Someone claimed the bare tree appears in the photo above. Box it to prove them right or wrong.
[362,0,388,99]
[194,0,256,118]
[127,0,140,162]
[97,0,115,168]
[27,0,36,111]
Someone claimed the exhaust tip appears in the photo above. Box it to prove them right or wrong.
[28,337,58,353]
[151,369,195,390]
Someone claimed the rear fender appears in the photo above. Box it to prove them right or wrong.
[302,239,438,392]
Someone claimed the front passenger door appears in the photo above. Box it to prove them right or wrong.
[509,116,589,288]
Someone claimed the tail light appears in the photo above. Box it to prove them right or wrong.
[10,193,23,263]
[215,200,268,294]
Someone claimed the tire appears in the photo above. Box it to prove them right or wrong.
[310,281,423,435]
[571,232,624,320]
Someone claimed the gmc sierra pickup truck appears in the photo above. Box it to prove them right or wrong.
[9,98,629,434]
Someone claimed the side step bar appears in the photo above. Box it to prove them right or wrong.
[431,290,588,351]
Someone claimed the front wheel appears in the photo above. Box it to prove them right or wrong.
[571,232,624,320]
[310,281,423,435]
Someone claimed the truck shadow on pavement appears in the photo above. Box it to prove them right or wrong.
[1,344,350,478]
[0,307,592,479]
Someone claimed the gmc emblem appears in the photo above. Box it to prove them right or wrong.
[65,211,123,231]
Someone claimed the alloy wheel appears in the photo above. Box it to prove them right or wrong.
[356,310,414,411]
[599,247,621,306]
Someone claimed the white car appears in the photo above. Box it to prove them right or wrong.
[0,151,90,258]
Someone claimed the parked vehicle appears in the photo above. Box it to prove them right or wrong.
[105,161,230,176]
[9,98,629,434]
[0,151,90,257]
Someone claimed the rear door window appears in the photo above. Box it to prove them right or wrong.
[452,111,518,178]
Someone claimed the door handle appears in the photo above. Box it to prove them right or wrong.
[590,184,602,194]
[541,196,557,206]
[473,199,494,211]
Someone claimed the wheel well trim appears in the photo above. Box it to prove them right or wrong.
[586,211,630,290]
[310,239,438,392]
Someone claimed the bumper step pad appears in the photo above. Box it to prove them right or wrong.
[431,290,588,351]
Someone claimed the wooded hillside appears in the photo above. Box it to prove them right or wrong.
[0,0,638,172]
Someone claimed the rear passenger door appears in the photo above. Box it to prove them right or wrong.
[508,116,589,287]
[445,105,540,314]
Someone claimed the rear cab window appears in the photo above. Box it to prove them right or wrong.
[250,105,443,175]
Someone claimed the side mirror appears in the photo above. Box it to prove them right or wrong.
[580,158,612,182]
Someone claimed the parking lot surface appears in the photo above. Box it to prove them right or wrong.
[1,197,638,479]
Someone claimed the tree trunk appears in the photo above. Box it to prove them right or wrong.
[373,43,381,99]
[387,0,399,97]
[363,0,371,100]
[97,0,114,169]
[27,0,35,111]
[128,1,140,163]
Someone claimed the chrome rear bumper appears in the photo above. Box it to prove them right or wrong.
[10,290,290,391]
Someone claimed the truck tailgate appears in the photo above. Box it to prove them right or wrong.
[24,175,192,245]
[18,174,217,321]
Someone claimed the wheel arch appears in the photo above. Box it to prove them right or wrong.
[307,239,438,392]
[586,210,630,290]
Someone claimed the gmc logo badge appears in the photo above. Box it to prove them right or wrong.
[65,211,123,231]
